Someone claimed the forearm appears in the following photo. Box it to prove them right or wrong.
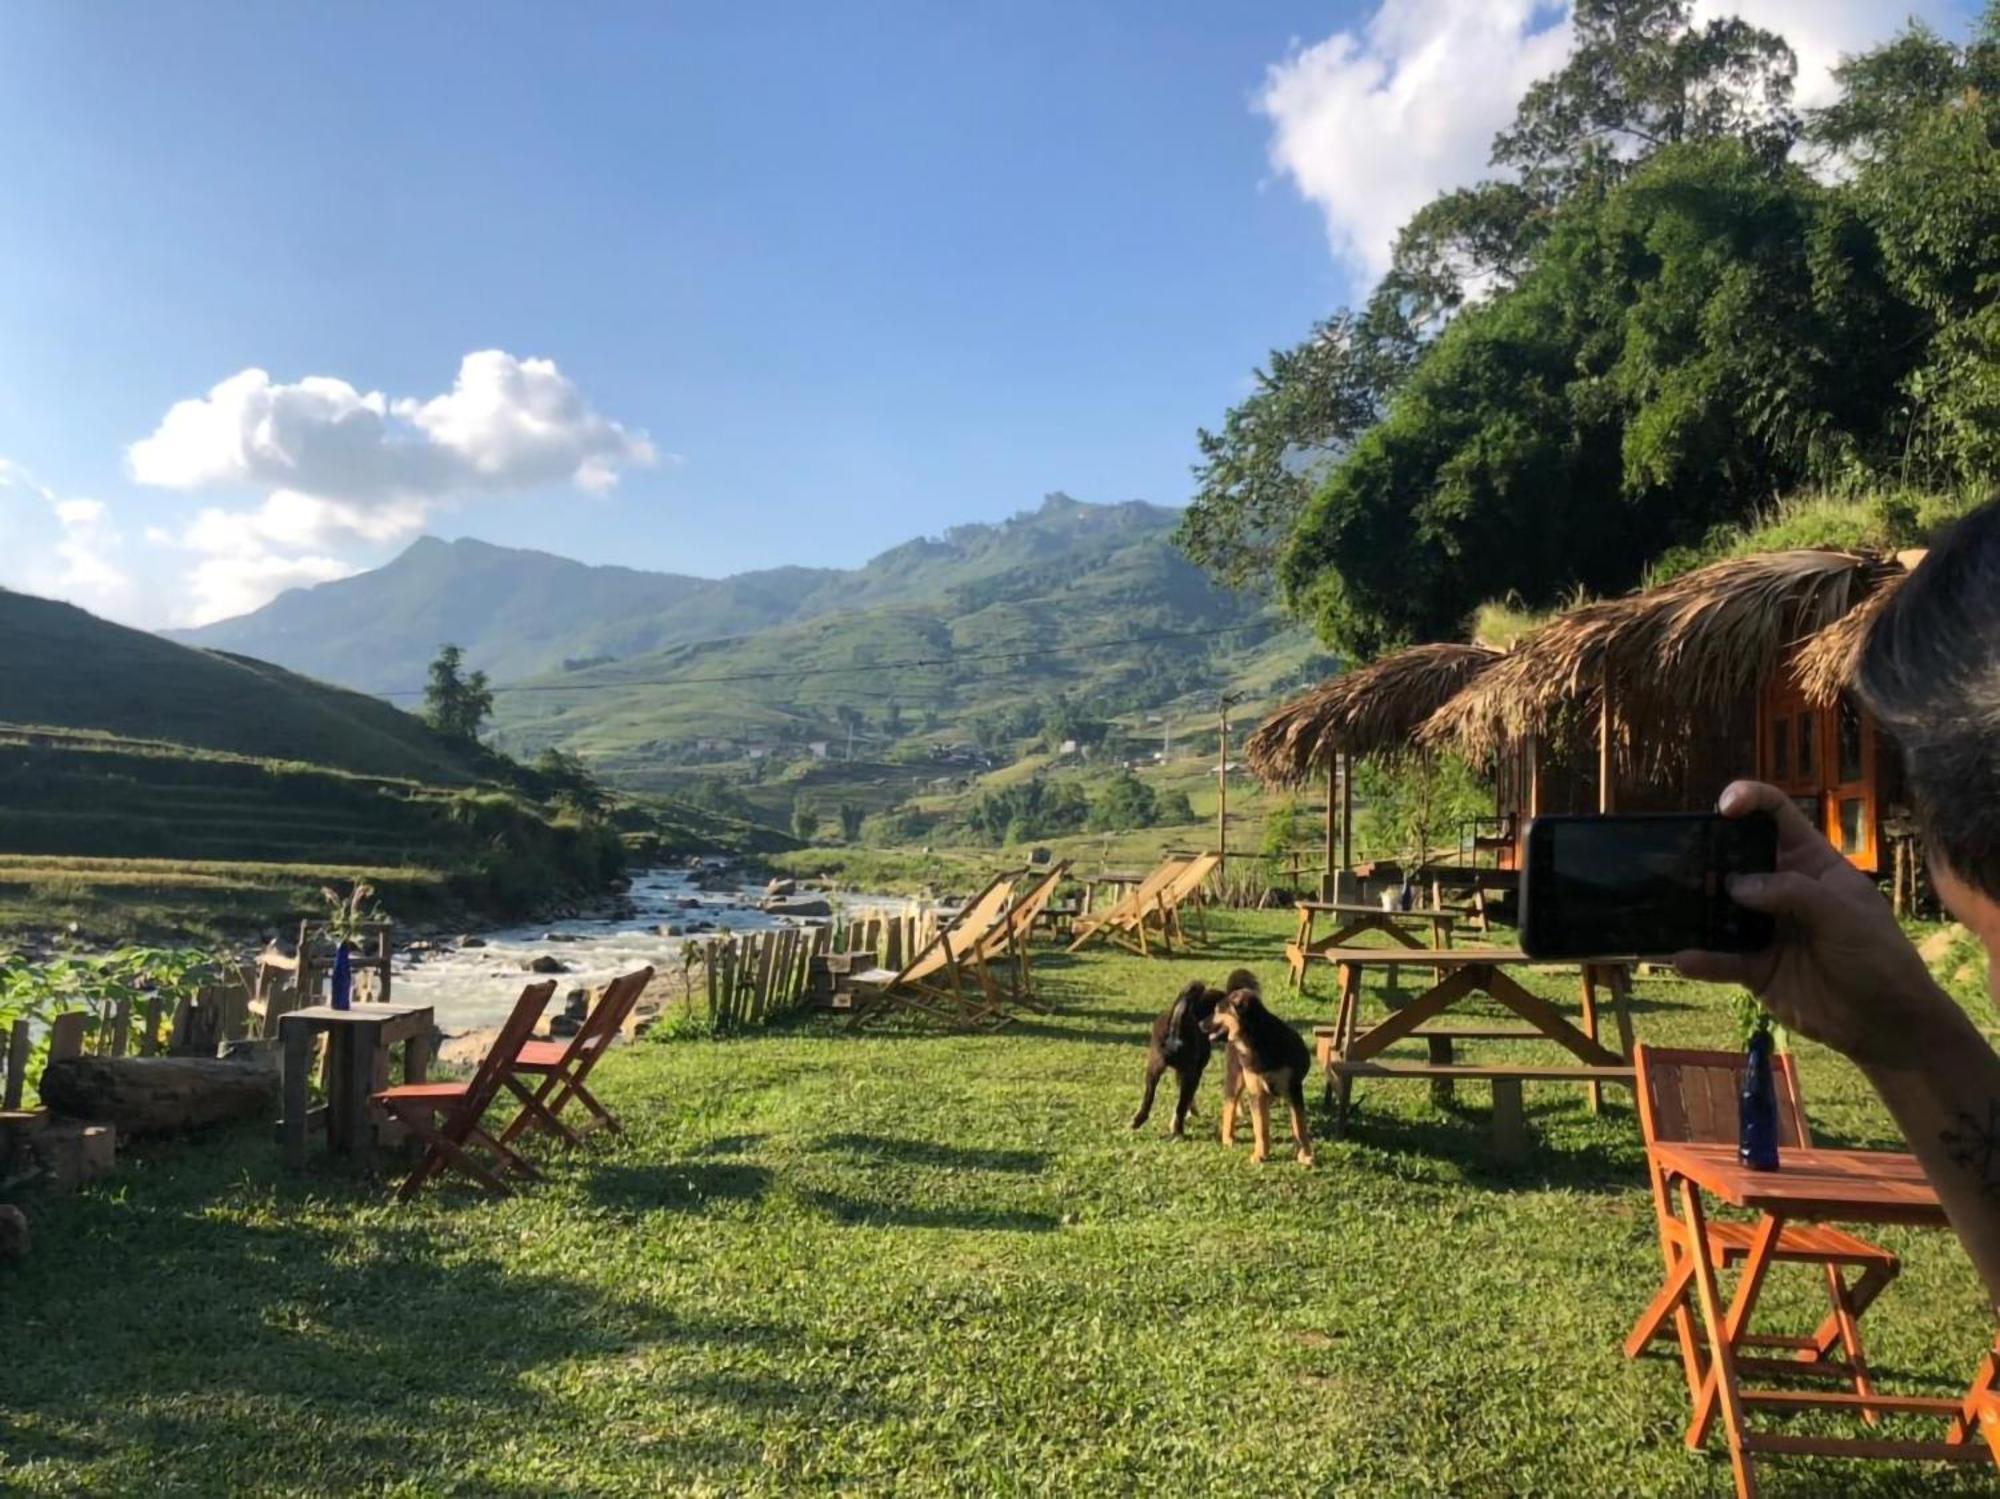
[1860,988,2000,1311]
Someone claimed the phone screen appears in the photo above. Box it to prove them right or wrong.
[1521,813,1776,959]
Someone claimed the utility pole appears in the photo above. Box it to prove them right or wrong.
[1217,691,1246,872]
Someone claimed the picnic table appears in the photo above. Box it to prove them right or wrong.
[1314,946,1635,1157]
[279,1002,434,1170]
[1286,900,1454,992]
[1078,871,1145,918]
[1650,1141,1997,1496]
[1416,862,1520,934]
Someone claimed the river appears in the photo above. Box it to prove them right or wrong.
[385,863,912,1035]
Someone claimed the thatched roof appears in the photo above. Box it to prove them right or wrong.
[1420,549,1906,760]
[1794,567,1909,707]
[1246,643,1504,786]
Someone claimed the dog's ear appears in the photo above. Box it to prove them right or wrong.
[1230,986,1265,1017]
[1222,967,1258,995]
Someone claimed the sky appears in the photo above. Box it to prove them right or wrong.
[0,0,1971,630]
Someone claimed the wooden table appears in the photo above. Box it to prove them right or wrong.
[1287,900,1454,992]
[1649,1141,1995,1496]
[1079,872,1144,918]
[1316,947,1635,1151]
[1416,863,1519,934]
[279,1002,434,1170]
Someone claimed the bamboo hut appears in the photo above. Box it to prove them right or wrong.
[1246,643,1505,883]
[1420,549,1918,874]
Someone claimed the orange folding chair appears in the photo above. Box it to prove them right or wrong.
[498,965,654,1148]
[371,979,557,1201]
[1627,1045,1900,1415]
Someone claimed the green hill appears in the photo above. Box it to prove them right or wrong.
[4,589,492,784]
[0,590,656,940]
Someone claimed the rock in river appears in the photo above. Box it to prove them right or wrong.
[523,954,568,974]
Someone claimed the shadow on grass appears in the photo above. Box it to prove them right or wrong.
[586,1160,774,1212]
[803,1187,1060,1233]
[816,1132,1050,1173]
[1326,1098,1645,1194]
[0,1176,812,1484]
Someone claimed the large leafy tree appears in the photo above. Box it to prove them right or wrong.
[1494,0,1797,199]
[423,643,494,744]
[1280,141,1894,653]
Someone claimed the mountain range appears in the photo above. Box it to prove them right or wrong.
[166,496,1326,790]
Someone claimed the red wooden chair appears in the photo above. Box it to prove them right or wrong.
[498,965,654,1148]
[371,979,557,1201]
[1627,1045,1900,1418]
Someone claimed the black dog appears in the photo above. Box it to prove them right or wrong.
[1206,980,1315,1166]
[1131,967,1257,1137]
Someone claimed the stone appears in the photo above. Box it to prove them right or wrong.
[548,1013,582,1038]
[458,935,488,949]
[544,932,583,943]
[523,954,568,975]
[766,877,798,897]
[658,923,681,938]
[762,896,833,919]
[28,1120,116,1190]
[0,1204,26,1261]
[1919,924,1969,963]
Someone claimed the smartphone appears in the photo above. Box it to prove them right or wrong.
[1520,812,1777,960]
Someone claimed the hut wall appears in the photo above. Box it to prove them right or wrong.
[1758,654,1893,874]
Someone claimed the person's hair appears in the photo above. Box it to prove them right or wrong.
[1856,496,2000,900]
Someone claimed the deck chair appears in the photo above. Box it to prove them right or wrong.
[1065,856,1188,955]
[967,861,1072,1015]
[1626,1044,1900,1418]
[371,980,557,1201]
[498,966,654,1148]
[847,874,1020,1030]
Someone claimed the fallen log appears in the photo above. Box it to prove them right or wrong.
[39,1054,278,1137]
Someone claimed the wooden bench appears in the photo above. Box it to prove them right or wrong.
[1314,1025,1634,1161]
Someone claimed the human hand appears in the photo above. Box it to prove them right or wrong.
[1674,780,1950,1067]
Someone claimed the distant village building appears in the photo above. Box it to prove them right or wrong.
[807,741,831,759]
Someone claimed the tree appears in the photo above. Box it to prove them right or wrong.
[532,748,608,818]
[423,644,493,743]
[790,799,820,843]
[1493,0,1798,200]
[1173,306,1418,594]
[1087,769,1160,833]
[837,802,866,842]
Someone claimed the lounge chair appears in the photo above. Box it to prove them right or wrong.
[371,980,557,1201]
[969,860,1072,1013]
[1065,856,1187,954]
[1626,1045,1899,1417]
[498,966,654,1148]
[847,874,1020,1030]
[1069,852,1219,956]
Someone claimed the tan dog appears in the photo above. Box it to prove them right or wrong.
[1204,980,1315,1166]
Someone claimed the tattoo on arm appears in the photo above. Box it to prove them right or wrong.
[1941,1102,2000,1198]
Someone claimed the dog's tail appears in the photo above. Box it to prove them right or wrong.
[1165,980,1206,1034]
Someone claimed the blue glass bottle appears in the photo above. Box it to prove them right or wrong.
[1739,1023,1780,1171]
[330,940,353,1012]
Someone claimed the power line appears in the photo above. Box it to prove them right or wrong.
[378,623,1272,699]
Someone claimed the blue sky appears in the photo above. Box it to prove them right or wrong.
[0,1,1967,627]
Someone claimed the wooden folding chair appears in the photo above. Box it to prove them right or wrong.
[371,980,557,1201]
[965,861,1071,1015]
[498,966,654,1148]
[1065,856,1188,955]
[1626,1045,1900,1418]
[847,874,1020,1030]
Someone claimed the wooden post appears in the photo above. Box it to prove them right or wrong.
[1217,697,1230,874]
[1340,751,1354,875]
[3,1019,29,1110]
[1598,670,1616,815]
[1323,757,1339,900]
[110,999,132,1059]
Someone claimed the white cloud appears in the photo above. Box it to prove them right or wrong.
[1258,0,1570,280]
[0,461,148,622]
[126,349,657,622]
[1259,0,1963,281]
[181,551,354,628]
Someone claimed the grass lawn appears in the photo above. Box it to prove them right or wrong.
[2,910,1995,1495]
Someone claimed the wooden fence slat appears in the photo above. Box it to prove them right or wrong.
[110,998,132,1058]
[47,1011,86,1065]
[3,1019,30,1110]
[141,994,163,1056]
